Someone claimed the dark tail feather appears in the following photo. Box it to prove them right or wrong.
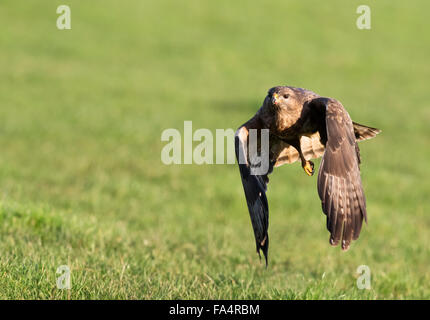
[352,122,381,142]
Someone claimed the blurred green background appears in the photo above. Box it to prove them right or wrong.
[0,0,429,299]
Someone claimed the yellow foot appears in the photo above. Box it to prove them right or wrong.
[303,161,314,176]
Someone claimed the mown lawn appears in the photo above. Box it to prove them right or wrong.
[0,0,429,299]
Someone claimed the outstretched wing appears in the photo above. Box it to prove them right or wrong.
[310,98,367,250]
[235,116,271,265]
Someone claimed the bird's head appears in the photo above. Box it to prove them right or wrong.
[265,86,298,111]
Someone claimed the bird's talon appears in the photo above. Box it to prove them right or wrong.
[303,161,314,176]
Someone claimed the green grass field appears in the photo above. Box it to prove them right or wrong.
[0,0,429,299]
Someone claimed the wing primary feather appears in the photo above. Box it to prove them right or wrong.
[342,178,354,251]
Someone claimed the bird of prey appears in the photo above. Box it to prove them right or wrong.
[235,86,380,266]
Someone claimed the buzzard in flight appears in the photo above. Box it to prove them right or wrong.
[235,86,380,265]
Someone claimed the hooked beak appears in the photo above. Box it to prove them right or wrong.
[271,93,279,105]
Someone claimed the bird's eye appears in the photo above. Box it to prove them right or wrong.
[283,94,290,99]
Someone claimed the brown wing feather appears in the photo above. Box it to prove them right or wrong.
[312,98,367,250]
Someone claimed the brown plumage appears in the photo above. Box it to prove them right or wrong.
[235,86,380,265]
